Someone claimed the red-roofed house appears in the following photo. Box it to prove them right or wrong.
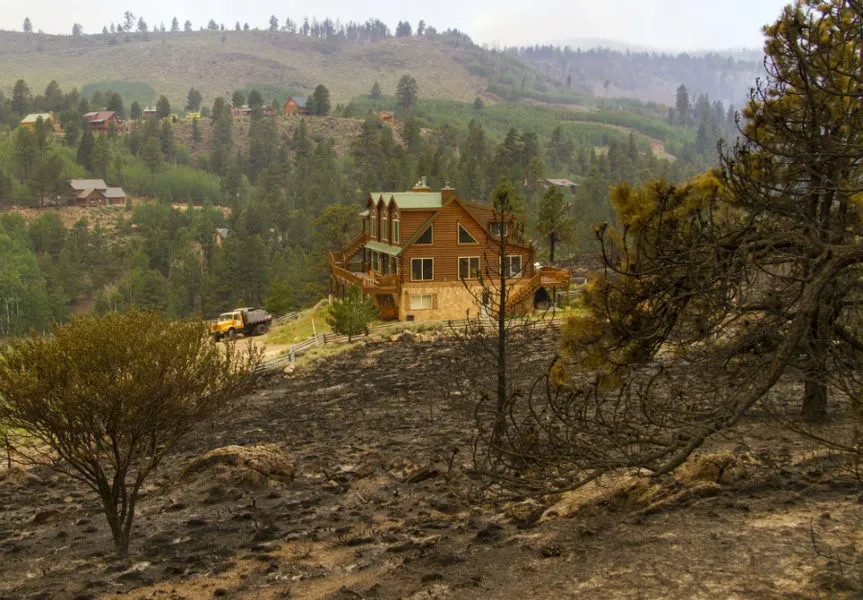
[84,111,121,132]
[283,96,310,116]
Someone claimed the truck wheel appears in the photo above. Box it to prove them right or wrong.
[227,328,236,340]
[255,324,268,336]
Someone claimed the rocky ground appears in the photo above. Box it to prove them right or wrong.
[1,330,861,599]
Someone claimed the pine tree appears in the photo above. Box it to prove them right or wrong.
[186,88,203,111]
[326,285,378,342]
[536,185,575,262]
[370,81,381,100]
[155,95,171,119]
[395,74,418,115]
[311,85,330,116]
[675,84,691,126]
[77,130,95,172]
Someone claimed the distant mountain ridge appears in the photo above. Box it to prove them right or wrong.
[0,27,763,112]
[510,43,766,107]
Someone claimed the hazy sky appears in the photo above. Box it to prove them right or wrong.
[1,0,792,50]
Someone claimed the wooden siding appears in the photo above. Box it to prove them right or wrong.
[393,209,434,244]
[398,201,534,285]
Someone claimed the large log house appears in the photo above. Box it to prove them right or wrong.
[329,179,570,321]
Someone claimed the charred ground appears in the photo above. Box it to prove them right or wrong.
[1,330,861,599]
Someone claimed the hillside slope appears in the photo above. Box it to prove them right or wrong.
[508,46,764,107]
[0,30,566,108]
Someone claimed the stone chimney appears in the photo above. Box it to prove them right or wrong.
[411,175,431,192]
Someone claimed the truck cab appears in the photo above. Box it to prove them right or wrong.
[208,307,272,341]
[210,311,245,340]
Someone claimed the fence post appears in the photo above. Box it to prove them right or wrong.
[290,345,295,364]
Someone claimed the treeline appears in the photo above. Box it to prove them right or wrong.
[57,11,474,45]
[0,72,714,327]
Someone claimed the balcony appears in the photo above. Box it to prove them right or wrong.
[539,266,571,287]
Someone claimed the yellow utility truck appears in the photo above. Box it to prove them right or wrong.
[209,307,272,341]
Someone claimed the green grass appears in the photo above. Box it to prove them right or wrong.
[267,301,333,345]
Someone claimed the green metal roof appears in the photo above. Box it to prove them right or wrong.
[365,241,402,256]
[20,113,52,124]
[369,192,443,210]
[358,209,369,216]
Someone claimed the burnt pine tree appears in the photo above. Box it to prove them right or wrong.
[451,177,552,462]
[468,0,863,496]
[576,0,863,426]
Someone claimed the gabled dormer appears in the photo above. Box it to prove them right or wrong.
[377,197,388,242]
[387,198,400,245]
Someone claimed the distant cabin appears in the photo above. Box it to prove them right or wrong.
[20,112,63,133]
[230,104,275,117]
[542,178,578,195]
[84,111,121,132]
[283,96,310,116]
[67,179,127,206]
[378,111,395,124]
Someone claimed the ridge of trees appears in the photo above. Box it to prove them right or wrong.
[0,69,714,331]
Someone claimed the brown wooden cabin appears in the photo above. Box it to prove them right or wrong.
[283,96,310,116]
[84,111,120,132]
[329,178,570,321]
[19,112,63,133]
[67,179,127,206]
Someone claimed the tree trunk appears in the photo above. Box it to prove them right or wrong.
[549,232,556,263]
[801,378,827,423]
[111,524,130,556]
[495,215,507,444]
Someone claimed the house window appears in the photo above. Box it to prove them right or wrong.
[411,258,434,281]
[409,294,434,310]
[371,251,380,272]
[393,219,400,243]
[371,215,378,239]
[489,221,508,237]
[458,257,480,280]
[458,223,478,244]
[503,255,522,278]
[382,216,389,242]
[415,226,433,245]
